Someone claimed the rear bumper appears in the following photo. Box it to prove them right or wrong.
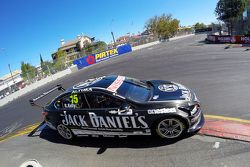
[45,120,57,130]
[188,113,205,133]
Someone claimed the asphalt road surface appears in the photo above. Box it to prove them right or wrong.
[1,34,250,136]
[1,130,250,167]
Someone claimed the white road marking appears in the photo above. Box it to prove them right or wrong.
[0,121,22,137]
[19,159,43,167]
[213,142,220,149]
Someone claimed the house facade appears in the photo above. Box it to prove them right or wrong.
[0,70,24,99]
[52,35,92,64]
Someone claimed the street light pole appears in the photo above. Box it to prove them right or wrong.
[110,19,116,47]
[111,31,116,47]
[8,64,17,91]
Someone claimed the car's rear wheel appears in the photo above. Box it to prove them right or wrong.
[57,124,74,140]
[155,117,186,139]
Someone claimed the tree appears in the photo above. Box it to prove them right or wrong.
[84,43,94,55]
[145,14,180,40]
[54,50,67,71]
[93,41,108,53]
[215,0,248,35]
[169,19,180,37]
[78,41,108,59]
[194,22,207,30]
[244,28,250,35]
[20,62,37,82]
[56,50,67,59]
[41,61,54,76]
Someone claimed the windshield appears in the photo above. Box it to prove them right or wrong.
[117,77,150,102]
[117,80,151,102]
[125,77,149,88]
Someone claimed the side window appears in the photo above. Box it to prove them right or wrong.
[55,93,88,109]
[85,92,124,109]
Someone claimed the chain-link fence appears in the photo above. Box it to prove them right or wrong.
[120,29,194,47]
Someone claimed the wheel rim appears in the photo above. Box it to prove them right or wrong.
[57,124,72,139]
[157,118,183,138]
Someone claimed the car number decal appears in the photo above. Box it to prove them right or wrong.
[70,94,79,104]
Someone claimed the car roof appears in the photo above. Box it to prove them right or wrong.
[73,75,118,90]
[60,75,153,104]
[71,75,148,96]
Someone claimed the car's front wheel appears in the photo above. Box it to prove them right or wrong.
[154,117,186,139]
[57,124,74,140]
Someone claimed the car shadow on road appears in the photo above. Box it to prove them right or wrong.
[37,126,196,154]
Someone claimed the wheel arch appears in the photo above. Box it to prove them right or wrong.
[151,114,189,132]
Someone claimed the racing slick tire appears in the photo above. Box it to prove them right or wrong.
[153,117,186,139]
[57,124,74,140]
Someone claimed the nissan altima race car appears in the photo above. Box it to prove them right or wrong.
[30,75,204,140]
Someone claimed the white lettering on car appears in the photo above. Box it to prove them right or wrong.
[61,112,69,125]
[122,117,131,128]
[79,115,88,126]
[138,116,148,128]
[72,88,93,93]
[60,112,149,129]
[148,108,176,114]
[73,115,81,126]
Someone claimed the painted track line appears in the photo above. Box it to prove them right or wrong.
[1,115,250,143]
[0,122,41,143]
[204,115,250,124]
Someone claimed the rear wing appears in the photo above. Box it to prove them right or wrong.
[29,85,65,108]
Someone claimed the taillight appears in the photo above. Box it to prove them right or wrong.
[42,111,48,118]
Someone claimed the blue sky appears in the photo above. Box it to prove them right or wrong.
[0,0,218,77]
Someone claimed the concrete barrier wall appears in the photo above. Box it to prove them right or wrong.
[0,68,72,106]
[132,34,194,51]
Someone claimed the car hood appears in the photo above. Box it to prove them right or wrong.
[148,80,193,101]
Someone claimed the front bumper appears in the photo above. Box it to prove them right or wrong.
[188,112,205,133]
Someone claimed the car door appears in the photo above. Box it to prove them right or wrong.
[54,92,91,135]
[84,91,149,136]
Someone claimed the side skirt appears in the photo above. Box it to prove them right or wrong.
[71,129,151,137]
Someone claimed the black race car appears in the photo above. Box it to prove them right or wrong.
[30,75,204,140]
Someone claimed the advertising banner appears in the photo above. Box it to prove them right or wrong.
[217,36,232,43]
[207,35,250,44]
[237,36,250,44]
[73,44,132,69]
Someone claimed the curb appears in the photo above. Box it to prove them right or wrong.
[199,115,250,142]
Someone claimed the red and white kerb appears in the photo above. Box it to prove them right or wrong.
[107,76,125,92]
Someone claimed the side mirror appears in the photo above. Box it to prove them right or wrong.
[118,104,133,115]
[121,103,130,111]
